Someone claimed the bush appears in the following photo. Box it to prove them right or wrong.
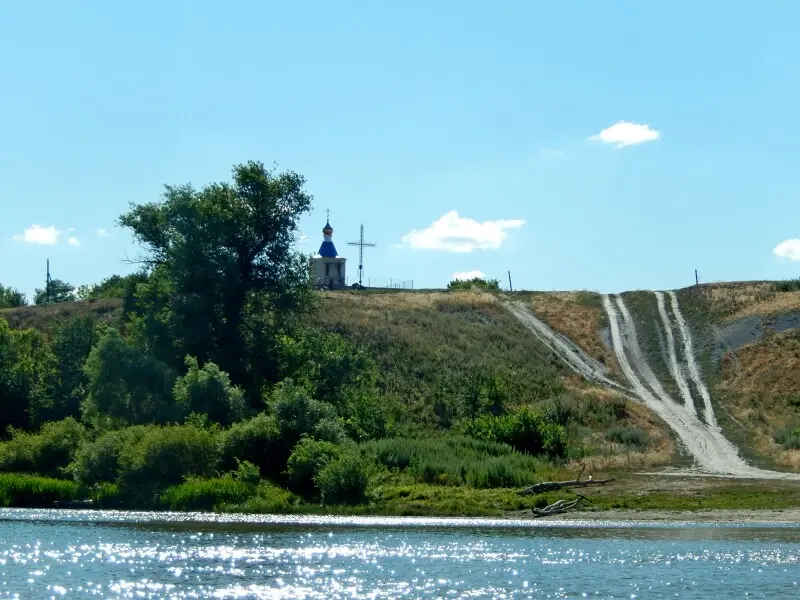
[69,426,148,486]
[0,418,85,478]
[605,426,650,450]
[314,417,348,444]
[363,436,548,489]
[315,450,371,505]
[0,473,79,507]
[447,277,501,292]
[173,356,247,426]
[82,328,179,426]
[160,476,254,511]
[270,379,337,442]
[117,424,221,499]
[463,409,568,460]
[285,438,342,496]
[775,427,800,450]
[774,279,800,292]
[219,413,283,478]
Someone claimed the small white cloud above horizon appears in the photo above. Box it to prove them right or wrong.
[452,270,486,281]
[96,228,110,237]
[590,121,660,148]
[402,211,525,253]
[68,237,81,246]
[773,239,800,261]
[12,224,61,245]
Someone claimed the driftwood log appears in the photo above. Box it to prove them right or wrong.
[531,494,591,518]
[521,465,615,495]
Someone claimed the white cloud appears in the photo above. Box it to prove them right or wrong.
[96,228,109,237]
[402,211,525,253]
[12,224,61,245]
[452,270,486,281]
[773,239,800,261]
[68,237,81,246]
[590,121,660,148]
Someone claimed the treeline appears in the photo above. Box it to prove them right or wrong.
[0,160,642,511]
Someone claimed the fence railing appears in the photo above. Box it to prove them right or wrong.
[348,277,414,290]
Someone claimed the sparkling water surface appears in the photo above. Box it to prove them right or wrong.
[1,509,799,598]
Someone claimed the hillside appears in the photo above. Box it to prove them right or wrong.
[3,280,799,480]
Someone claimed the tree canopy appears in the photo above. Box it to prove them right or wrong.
[119,160,314,401]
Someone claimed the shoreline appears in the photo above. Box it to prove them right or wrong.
[509,508,800,523]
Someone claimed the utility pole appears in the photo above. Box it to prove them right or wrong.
[346,224,377,287]
[508,270,513,292]
[695,269,699,286]
[46,259,52,303]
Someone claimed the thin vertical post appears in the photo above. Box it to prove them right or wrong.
[508,270,513,292]
[695,269,699,286]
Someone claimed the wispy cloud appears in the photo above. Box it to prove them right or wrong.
[96,228,110,237]
[12,224,61,245]
[68,237,81,246]
[773,239,800,261]
[452,270,486,281]
[402,211,525,253]
[590,121,660,148]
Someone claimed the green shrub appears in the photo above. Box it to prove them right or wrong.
[82,328,179,426]
[219,413,283,478]
[774,279,800,292]
[363,436,548,489]
[446,278,501,292]
[775,427,800,450]
[173,356,247,426]
[160,476,254,511]
[232,459,261,486]
[270,379,338,442]
[0,473,79,507]
[315,451,371,505]
[314,417,348,444]
[69,426,147,486]
[605,426,650,450]
[285,438,342,496]
[216,481,296,513]
[117,424,220,498]
[463,409,568,459]
[0,418,85,478]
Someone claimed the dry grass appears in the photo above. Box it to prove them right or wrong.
[564,385,677,471]
[523,292,620,376]
[699,281,800,321]
[717,329,800,469]
[0,298,123,332]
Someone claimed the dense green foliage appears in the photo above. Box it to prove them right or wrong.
[774,278,800,292]
[0,284,26,308]
[34,279,75,305]
[774,426,800,450]
[447,277,501,292]
[364,436,548,488]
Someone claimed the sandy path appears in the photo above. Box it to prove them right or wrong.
[505,301,628,393]
[668,291,718,428]
[604,293,799,479]
[654,291,696,416]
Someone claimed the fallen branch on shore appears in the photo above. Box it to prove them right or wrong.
[520,465,615,495]
[531,494,591,518]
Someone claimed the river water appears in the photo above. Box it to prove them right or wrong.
[1,510,799,598]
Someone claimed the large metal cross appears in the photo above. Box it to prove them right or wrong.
[346,224,376,286]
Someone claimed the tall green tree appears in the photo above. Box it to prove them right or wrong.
[119,160,313,400]
[34,279,75,305]
[0,284,26,308]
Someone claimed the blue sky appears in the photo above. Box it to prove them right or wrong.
[2,1,800,300]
